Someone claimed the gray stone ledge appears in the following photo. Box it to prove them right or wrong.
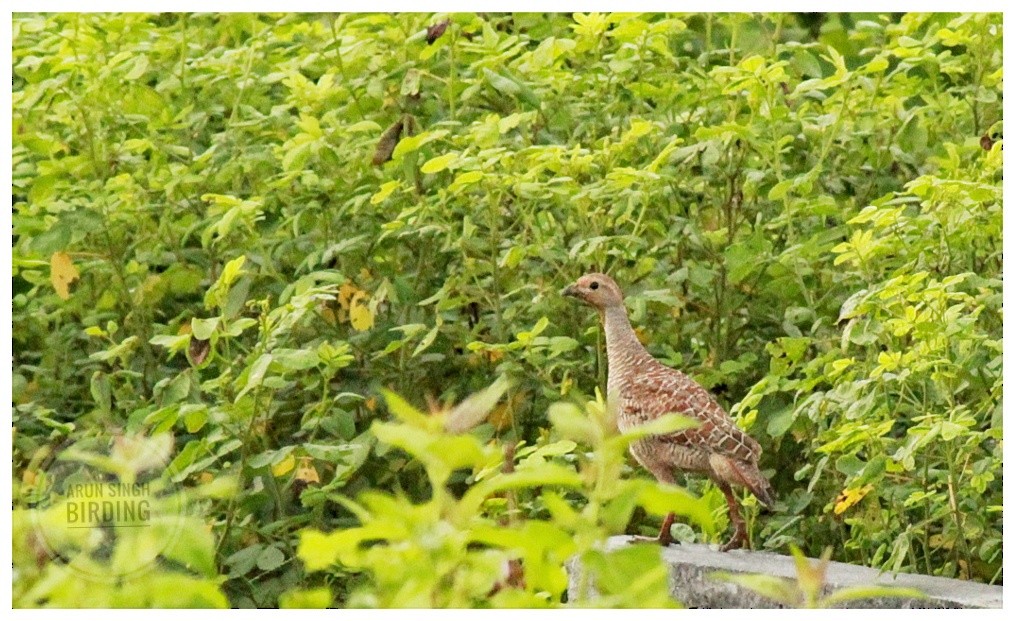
[567,536,1002,608]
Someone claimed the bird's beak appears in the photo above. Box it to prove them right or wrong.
[561,284,579,298]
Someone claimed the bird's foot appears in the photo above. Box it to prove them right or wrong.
[627,534,676,547]
[718,526,748,552]
[718,537,744,552]
[630,512,677,546]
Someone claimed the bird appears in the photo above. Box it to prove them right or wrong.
[562,272,774,551]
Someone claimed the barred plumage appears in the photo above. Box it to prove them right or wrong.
[563,272,774,551]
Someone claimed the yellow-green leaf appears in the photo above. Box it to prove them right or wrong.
[272,453,296,477]
[420,153,458,174]
[370,180,400,205]
[448,170,484,191]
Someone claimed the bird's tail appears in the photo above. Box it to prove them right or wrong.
[751,477,776,512]
[712,454,775,510]
[741,464,775,510]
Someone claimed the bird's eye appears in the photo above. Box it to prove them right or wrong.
[590,282,599,290]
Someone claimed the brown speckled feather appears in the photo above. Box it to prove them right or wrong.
[619,367,761,464]
[574,274,774,509]
[564,272,775,548]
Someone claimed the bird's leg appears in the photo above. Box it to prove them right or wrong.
[628,511,676,546]
[719,482,748,552]
[641,462,678,546]
[657,512,675,546]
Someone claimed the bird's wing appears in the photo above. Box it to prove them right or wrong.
[620,366,761,464]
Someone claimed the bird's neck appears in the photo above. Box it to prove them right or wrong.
[601,305,653,374]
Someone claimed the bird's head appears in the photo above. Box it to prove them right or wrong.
[561,273,625,310]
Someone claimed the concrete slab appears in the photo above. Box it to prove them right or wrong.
[567,536,1002,608]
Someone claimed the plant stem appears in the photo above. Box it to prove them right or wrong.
[448,24,457,121]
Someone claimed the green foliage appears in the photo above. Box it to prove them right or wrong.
[12,433,233,607]
[12,11,1002,608]
[297,381,710,607]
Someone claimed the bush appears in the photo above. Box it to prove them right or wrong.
[12,12,1002,607]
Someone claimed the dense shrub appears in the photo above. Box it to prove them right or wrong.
[12,12,1002,607]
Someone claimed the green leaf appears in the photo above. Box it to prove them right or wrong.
[391,129,449,160]
[768,179,793,200]
[226,544,264,578]
[159,517,217,577]
[90,371,111,413]
[191,317,218,340]
[124,54,150,80]
[236,353,273,401]
[400,68,421,96]
[420,152,458,174]
[483,68,521,95]
[380,389,432,429]
[412,324,440,356]
[183,407,208,433]
[548,402,598,445]
[516,316,549,344]
[279,588,332,609]
[157,371,191,405]
[204,255,246,310]
[248,445,295,469]
[767,407,795,438]
[819,585,926,608]
[459,463,583,518]
[448,169,484,191]
[635,482,714,533]
[581,545,677,607]
[274,348,320,371]
[256,545,286,572]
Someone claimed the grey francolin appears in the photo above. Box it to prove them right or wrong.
[563,272,774,551]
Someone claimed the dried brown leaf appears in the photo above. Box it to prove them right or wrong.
[372,118,404,166]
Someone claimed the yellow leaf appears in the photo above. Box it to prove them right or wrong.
[420,153,458,174]
[560,376,573,395]
[626,119,654,139]
[834,484,873,515]
[370,180,400,205]
[272,454,296,477]
[364,396,377,412]
[349,292,374,331]
[50,251,80,300]
[296,457,320,484]
[338,283,359,310]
